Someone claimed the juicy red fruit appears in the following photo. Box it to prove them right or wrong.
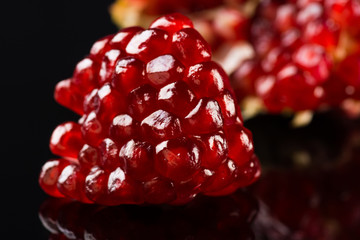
[40,13,260,205]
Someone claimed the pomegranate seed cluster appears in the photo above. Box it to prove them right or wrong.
[110,0,251,51]
[232,0,360,113]
[111,0,360,116]
[39,13,260,205]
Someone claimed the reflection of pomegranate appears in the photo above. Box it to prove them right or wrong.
[250,114,360,240]
[252,157,360,240]
[39,190,258,239]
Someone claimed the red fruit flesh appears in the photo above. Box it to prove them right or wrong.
[126,29,171,62]
[155,138,201,182]
[50,122,85,159]
[54,79,84,115]
[41,13,259,205]
[149,12,194,33]
[39,159,72,197]
[146,54,185,87]
[172,28,212,66]
[229,0,360,114]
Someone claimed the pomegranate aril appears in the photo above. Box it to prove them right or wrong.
[110,26,144,49]
[98,138,120,171]
[143,177,176,204]
[50,122,85,159]
[39,159,72,197]
[146,54,185,87]
[231,59,260,99]
[296,3,324,25]
[126,29,171,62]
[81,111,107,147]
[254,75,285,113]
[293,44,331,84]
[251,20,279,56]
[111,57,145,94]
[303,20,340,48]
[215,91,238,125]
[202,159,237,195]
[184,61,229,98]
[171,169,211,204]
[85,167,110,204]
[215,8,249,41]
[149,13,193,34]
[83,89,99,114]
[155,138,201,182]
[337,54,360,87]
[90,35,114,62]
[107,167,144,205]
[225,125,254,166]
[119,140,155,181]
[141,110,182,142]
[78,144,99,169]
[54,79,84,115]
[281,28,302,49]
[94,84,127,123]
[109,114,139,144]
[196,132,228,170]
[184,98,224,135]
[98,49,123,85]
[207,156,260,196]
[274,4,297,32]
[71,58,99,94]
[234,155,261,187]
[57,164,92,203]
[158,81,197,117]
[261,47,291,73]
[172,28,212,66]
[127,84,158,121]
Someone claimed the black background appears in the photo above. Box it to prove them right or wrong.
[3,0,117,237]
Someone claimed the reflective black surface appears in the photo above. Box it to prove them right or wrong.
[35,111,360,240]
[5,1,360,239]
[39,191,257,239]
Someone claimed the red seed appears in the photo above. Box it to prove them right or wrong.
[109,114,139,144]
[126,29,171,62]
[57,164,92,203]
[98,49,123,85]
[146,54,184,87]
[110,27,144,50]
[54,79,84,115]
[184,98,224,135]
[39,159,72,197]
[71,58,100,94]
[119,140,155,181]
[184,61,229,98]
[141,110,182,142]
[127,84,158,121]
[150,13,193,34]
[111,57,145,94]
[50,122,85,159]
[98,138,120,171]
[172,28,212,66]
[155,138,201,181]
[158,81,197,117]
